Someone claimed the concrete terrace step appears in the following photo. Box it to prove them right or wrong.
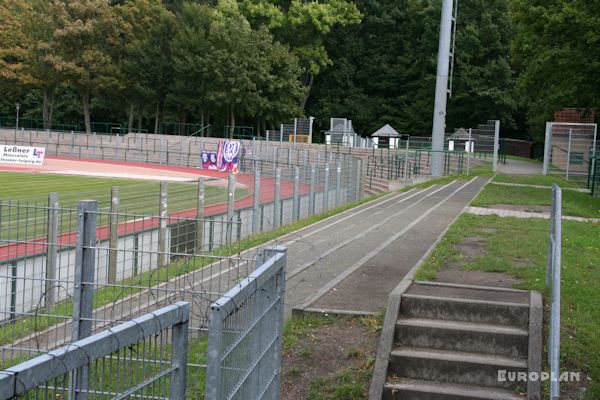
[389,347,527,390]
[395,317,528,359]
[383,379,525,400]
[400,293,530,330]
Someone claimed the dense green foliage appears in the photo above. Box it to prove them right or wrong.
[0,0,598,139]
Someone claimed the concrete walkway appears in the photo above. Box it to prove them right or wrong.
[466,206,600,223]
[284,177,489,317]
[497,159,542,175]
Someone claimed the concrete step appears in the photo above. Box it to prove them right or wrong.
[400,293,530,330]
[389,347,527,390]
[400,282,530,329]
[383,379,525,400]
[395,317,528,359]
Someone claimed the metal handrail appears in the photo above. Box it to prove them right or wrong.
[546,184,562,399]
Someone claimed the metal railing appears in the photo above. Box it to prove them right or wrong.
[546,184,562,399]
[0,301,190,400]
[206,246,286,400]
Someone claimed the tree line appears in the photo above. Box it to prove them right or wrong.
[1,0,598,140]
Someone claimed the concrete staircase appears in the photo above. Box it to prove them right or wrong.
[371,281,542,400]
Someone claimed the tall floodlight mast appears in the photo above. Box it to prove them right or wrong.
[431,0,456,177]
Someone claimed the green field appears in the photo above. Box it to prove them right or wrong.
[0,171,249,214]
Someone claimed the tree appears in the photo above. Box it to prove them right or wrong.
[308,0,518,136]
[446,0,517,132]
[115,0,177,134]
[240,0,362,111]
[170,2,214,131]
[511,0,600,133]
[0,0,60,129]
[46,0,119,134]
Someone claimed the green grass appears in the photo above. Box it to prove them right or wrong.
[505,155,542,163]
[415,214,600,399]
[472,184,600,218]
[494,172,587,189]
[0,171,248,213]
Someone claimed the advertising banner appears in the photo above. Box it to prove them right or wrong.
[0,145,46,165]
[201,140,240,173]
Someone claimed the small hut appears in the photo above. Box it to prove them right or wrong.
[371,124,401,148]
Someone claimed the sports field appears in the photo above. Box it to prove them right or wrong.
[0,170,249,214]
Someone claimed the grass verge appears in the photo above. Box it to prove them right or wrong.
[494,172,587,189]
[472,184,600,219]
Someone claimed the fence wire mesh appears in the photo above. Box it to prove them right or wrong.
[0,201,248,383]
[544,122,597,184]
[0,302,189,400]
[206,247,285,400]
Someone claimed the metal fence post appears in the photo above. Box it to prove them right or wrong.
[543,122,552,175]
[158,182,168,267]
[253,170,261,234]
[205,307,224,400]
[303,149,309,182]
[196,178,205,253]
[566,128,572,180]
[271,247,287,397]
[169,303,190,400]
[309,165,316,215]
[45,193,59,306]
[335,163,342,207]
[550,185,562,399]
[492,120,500,173]
[467,128,472,176]
[161,139,167,165]
[108,186,119,284]
[226,173,235,246]
[323,164,330,211]
[293,166,300,222]
[70,200,97,400]
[274,168,281,228]
[355,159,363,201]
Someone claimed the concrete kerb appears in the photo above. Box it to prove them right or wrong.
[528,291,543,400]
[368,279,412,400]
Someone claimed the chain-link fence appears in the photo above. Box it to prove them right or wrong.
[0,196,289,398]
[543,122,598,184]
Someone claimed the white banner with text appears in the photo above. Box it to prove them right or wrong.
[0,145,46,165]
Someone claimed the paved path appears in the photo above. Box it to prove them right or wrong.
[283,177,488,316]
[497,159,542,175]
[466,206,600,223]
